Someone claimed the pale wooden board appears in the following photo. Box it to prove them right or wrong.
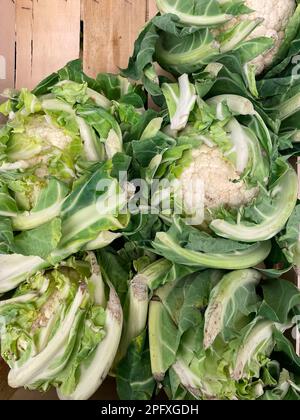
[147,0,158,19]
[15,0,81,89]
[0,0,15,93]
[15,0,34,89]
[82,0,147,76]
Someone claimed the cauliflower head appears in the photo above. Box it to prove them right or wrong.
[178,145,258,214]
[225,0,296,73]
[6,115,81,181]
[25,116,73,151]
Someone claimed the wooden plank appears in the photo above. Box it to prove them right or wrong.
[15,0,34,89]
[15,0,81,89]
[147,0,158,19]
[31,0,81,87]
[82,0,147,76]
[0,0,15,93]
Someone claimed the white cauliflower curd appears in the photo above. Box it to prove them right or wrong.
[25,116,73,151]
[225,0,296,73]
[179,145,258,213]
[7,115,77,178]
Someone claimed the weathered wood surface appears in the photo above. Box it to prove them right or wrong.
[82,0,148,76]
[0,0,157,90]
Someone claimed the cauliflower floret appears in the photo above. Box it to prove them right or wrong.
[25,116,73,150]
[179,145,258,213]
[220,0,296,73]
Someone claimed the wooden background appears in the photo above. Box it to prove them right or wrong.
[0,0,299,400]
[0,0,158,92]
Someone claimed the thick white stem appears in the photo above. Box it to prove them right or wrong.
[58,285,123,400]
